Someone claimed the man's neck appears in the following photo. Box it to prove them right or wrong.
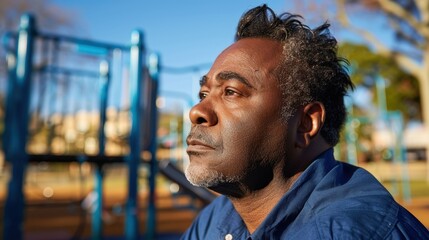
[230,140,330,233]
[229,170,301,234]
[229,142,331,234]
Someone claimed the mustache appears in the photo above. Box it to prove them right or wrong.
[187,126,220,149]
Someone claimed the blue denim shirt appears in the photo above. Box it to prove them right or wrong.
[181,149,429,239]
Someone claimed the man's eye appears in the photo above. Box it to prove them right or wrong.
[225,88,238,96]
[199,92,208,101]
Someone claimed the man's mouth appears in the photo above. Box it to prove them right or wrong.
[186,138,215,154]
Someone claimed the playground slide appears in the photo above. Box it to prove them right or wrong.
[158,160,217,205]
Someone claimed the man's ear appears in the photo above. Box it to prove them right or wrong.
[295,102,326,148]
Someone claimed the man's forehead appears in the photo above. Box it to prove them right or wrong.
[200,39,282,87]
[231,38,283,53]
[225,39,282,70]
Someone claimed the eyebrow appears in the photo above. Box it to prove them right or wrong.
[199,71,254,89]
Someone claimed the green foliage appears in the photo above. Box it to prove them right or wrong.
[339,42,421,121]
[382,180,429,198]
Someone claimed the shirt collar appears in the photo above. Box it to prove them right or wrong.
[251,148,337,238]
[215,149,337,239]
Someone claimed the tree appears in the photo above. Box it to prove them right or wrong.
[339,42,421,122]
[336,0,429,126]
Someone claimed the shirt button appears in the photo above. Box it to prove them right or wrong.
[225,233,233,240]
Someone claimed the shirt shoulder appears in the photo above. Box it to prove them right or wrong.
[286,198,429,240]
[314,197,399,239]
[285,160,429,239]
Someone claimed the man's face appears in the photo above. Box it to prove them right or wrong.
[185,38,290,196]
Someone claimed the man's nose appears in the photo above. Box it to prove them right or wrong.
[189,99,218,126]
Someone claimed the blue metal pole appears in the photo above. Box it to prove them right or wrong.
[126,30,145,240]
[374,74,398,193]
[375,75,387,120]
[344,95,358,165]
[3,14,35,240]
[92,166,103,240]
[391,111,411,202]
[98,60,109,158]
[91,60,110,240]
[2,45,16,158]
[145,52,161,240]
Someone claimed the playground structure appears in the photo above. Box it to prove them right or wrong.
[0,14,215,239]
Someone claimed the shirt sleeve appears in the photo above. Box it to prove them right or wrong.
[385,207,429,240]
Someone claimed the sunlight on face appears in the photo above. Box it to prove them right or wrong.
[185,39,286,194]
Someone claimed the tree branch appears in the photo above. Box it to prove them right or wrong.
[387,17,424,51]
[337,0,388,52]
[415,0,429,24]
[336,0,421,78]
[377,0,429,39]
[390,52,423,81]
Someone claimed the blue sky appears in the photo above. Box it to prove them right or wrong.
[50,1,291,107]
[48,1,393,111]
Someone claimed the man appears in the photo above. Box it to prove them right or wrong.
[182,4,429,240]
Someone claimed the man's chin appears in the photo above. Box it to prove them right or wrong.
[184,165,220,188]
[185,164,235,187]
[184,165,247,197]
